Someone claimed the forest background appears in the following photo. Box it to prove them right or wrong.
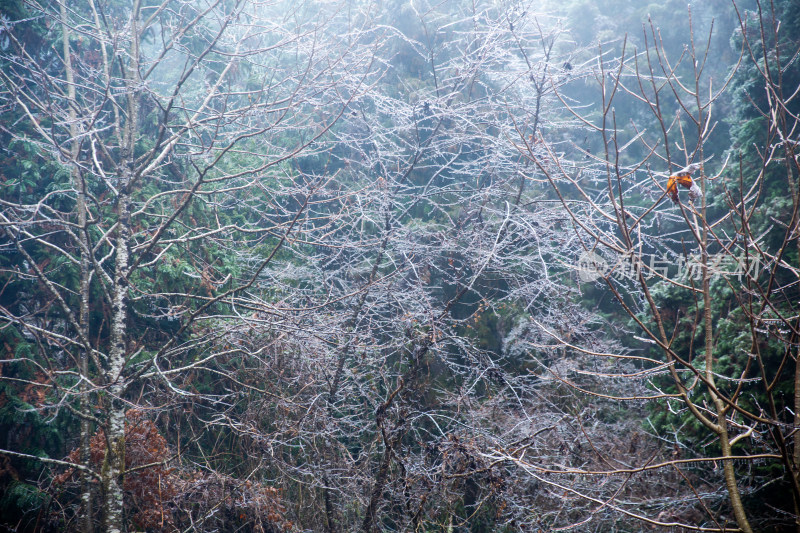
[0,0,798,531]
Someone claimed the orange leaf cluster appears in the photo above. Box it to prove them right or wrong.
[56,409,177,529]
[666,173,694,203]
[54,410,293,531]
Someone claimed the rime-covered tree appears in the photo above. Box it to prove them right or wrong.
[0,0,377,530]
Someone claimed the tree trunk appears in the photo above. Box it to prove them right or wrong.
[704,219,752,533]
[102,190,131,533]
[101,404,126,533]
[60,4,94,530]
[795,343,800,533]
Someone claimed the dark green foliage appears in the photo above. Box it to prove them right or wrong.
[0,481,48,532]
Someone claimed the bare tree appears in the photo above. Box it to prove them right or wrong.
[210,2,602,531]
[494,1,800,531]
[0,0,378,530]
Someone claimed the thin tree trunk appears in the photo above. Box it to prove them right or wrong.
[60,5,93,530]
[361,342,428,533]
[795,245,800,533]
[792,154,800,533]
[361,442,393,533]
[322,472,338,533]
[703,217,752,533]
[102,2,139,526]
[795,357,800,533]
